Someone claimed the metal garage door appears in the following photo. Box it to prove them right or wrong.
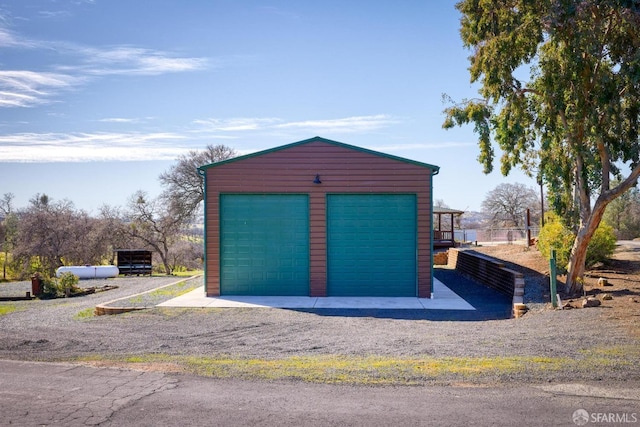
[327,194,417,297]
[220,194,309,296]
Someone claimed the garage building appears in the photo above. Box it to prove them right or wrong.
[198,137,440,298]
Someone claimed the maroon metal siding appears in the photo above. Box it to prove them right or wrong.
[204,140,434,297]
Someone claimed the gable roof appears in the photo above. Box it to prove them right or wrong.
[197,136,440,174]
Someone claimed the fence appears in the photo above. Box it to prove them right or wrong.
[454,227,540,245]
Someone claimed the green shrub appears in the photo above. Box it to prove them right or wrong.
[537,213,575,272]
[586,221,617,267]
[59,271,80,292]
[40,272,81,299]
[40,275,61,299]
[537,213,617,271]
[0,253,20,281]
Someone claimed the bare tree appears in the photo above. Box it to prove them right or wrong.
[97,204,132,264]
[167,238,204,272]
[64,210,111,266]
[123,190,193,275]
[159,144,237,219]
[481,183,539,228]
[11,194,118,277]
[0,193,18,280]
[434,199,450,208]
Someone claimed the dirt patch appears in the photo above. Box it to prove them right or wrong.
[470,243,640,337]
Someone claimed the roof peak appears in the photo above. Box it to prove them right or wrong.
[198,136,440,173]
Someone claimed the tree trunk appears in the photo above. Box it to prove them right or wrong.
[2,248,7,280]
[565,165,640,295]
[565,197,611,295]
[160,255,172,276]
[565,227,592,296]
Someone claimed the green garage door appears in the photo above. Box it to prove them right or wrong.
[220,194,309,296]
[327,194,417,297]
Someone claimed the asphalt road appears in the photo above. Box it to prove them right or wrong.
[1,360,638,427]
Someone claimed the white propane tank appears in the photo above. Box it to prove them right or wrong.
[56,265,119,279]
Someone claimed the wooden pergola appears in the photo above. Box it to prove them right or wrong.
[433,207,465,248]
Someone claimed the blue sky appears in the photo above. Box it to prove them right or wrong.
[0,0,536,213]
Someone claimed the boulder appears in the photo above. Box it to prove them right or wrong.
[602,293,613,301]
[597,277,610,287]
[582,297,602,308]
[433,252,448,265]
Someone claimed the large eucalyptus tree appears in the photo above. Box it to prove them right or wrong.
[444,0,640,294]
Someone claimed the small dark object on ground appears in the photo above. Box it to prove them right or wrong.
[582,297,602,308]
[0,292,35,301]
[66,285,119,298]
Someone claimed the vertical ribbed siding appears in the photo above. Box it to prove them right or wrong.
[309,192,327,296]
[204,140,434,298]
[206,193,220,296]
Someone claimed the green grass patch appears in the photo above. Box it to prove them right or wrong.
[72,345,640,385]
[577,345,638,367]
[172,270,203,277]
[145,280,191,298]
[110,278,202,308]
[73,353,574,385]
[0,304,18,316]
[71,344,640,385]
[74,307,96,320]
[125,295,145,304]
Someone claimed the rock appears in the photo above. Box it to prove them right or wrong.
[433,252,448,265]
[630,297,639,303]
[602,293,613,300]
[597,277,609,287]
[513,303,528,318]
[582,297,602,308]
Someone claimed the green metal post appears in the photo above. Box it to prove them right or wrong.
[550,249,557,308]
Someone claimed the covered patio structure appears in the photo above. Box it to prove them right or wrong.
[433,206,465,248]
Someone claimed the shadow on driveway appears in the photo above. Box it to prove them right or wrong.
[291,269,513,321]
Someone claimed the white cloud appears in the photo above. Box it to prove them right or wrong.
[0,70,82,107]
[63,46,208,76]
[98,117,143,124]
[0,114,406,162]
[376,141,475,151]
[0,131,190,162]
[0,28,37,48]
[192,117,281,131]
[0,28,19,46]
[274,114,398,133]
[0,27,209,107]
[38,10,72,19]
[193,115,399,134]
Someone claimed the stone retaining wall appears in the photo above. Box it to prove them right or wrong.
[448,248,525,307]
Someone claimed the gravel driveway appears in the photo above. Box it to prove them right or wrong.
[1,271,638,384]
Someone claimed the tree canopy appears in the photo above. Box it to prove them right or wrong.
[481,183,540,227]
[159,144,237,219]
[444,0,640,294]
